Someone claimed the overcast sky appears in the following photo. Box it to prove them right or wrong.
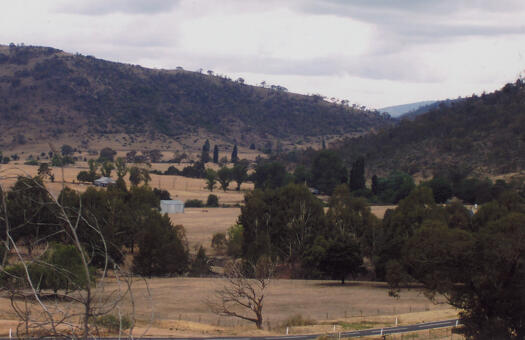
[1,0,525,108]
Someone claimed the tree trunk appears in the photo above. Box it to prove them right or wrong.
[83,289,91,340]
[256,313,263,329]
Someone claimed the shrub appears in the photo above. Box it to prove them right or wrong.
[226,224,244,258]
[77,171,96,183]
[165,165,180,175]
[153,188,171,201]
[24,159,38,165]
[206,194,219,207]
[181,161,205,178]
[189,246,211,277]
[93,314,132,332]
[51,154,75,166]
[282,314,316,327]
[185,199,204,208]
[99,147,116,162]
[211,232,227,250]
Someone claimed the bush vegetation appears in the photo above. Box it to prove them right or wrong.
[92,314,132,332]
[333,79,525,175]
[0,45,392,143]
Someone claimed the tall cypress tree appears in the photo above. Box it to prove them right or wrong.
[201,139,210,163]
[231,144,238,164]
[349,157,365,191]
[371,174,379,195]
[213,145,219,163]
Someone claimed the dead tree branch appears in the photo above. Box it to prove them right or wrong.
[207,258,274,329]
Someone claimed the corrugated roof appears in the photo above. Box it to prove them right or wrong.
[160,200,184,205]
[94,177,116,184]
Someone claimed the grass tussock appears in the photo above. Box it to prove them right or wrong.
[337,320,380,330]
[282,314,316,328]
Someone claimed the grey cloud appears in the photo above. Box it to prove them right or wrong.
[56,0,180,15]
[299,0,525,16]
[296,0,525,47]
[170,52,443,83]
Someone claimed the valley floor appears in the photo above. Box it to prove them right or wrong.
[0,277,457,337]
[0,162,459,337]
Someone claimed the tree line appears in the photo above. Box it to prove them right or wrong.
[273,149,524,204]
[233,180,525,338]
[0,176,212,282]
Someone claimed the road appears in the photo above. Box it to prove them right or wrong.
[45,318,457,340]
[185,319,459,339]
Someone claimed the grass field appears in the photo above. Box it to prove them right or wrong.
[0,277,458,337]
[169,208,240,250]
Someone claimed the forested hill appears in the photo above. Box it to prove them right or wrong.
[334,80,525,176]
[398,98,460,120]
[0,44,392,149]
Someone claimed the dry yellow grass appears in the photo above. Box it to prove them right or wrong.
[150,172,251,204]
[122,278,455,333]
[0,278,458,337]
[359,328,464,340]
[169,208,240,250]
[0,162,251,203]
[370,205,397,219]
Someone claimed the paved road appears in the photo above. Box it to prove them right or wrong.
[22,318,455,340]
[180,319,459,339]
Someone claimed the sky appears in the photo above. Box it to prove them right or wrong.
[1,0,525,108]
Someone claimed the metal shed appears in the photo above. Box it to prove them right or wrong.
[93,177,116,187]
[160,200,185,214]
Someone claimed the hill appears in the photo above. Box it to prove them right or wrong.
[334,80,525,176]
[398,98,461,120]
[379,100,436,117]
[0,44,392,152]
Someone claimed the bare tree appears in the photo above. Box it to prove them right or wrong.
[207,258,274,329]
[0,172,153,338]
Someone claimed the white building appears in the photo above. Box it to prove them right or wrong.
[93,177,116,187]
[160,200,185,214]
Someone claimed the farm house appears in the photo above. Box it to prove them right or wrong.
[160,200,185,214]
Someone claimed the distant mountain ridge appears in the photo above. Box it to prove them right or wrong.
[0,44,393,151]
[379,100,436,117]
[399,98,462,120]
